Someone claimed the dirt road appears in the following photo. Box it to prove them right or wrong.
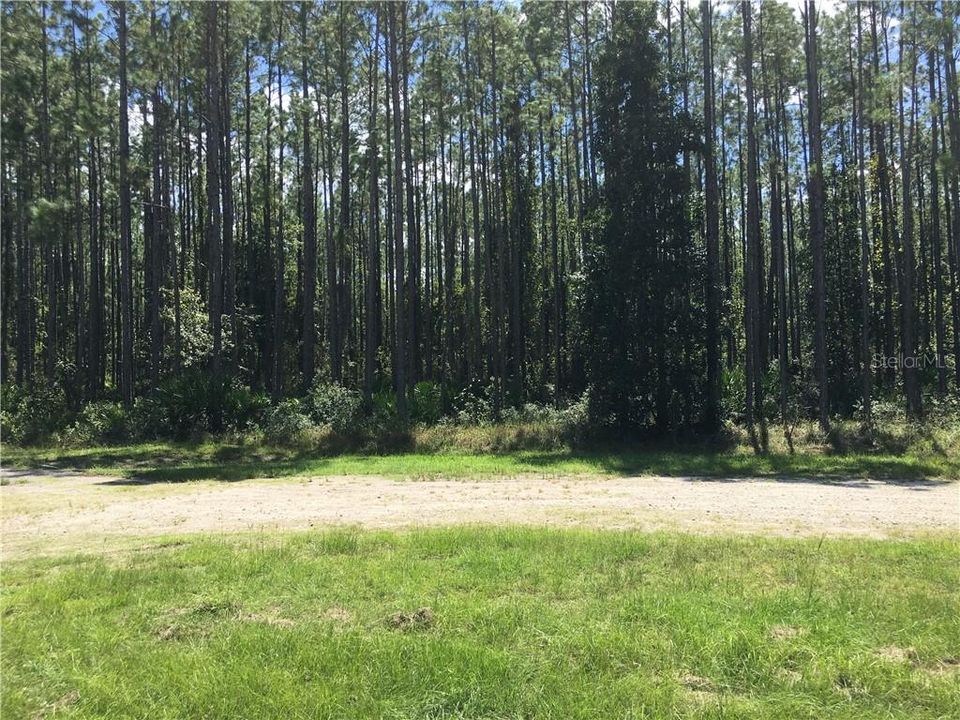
[2,468,957,557]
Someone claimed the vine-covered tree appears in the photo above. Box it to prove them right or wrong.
[586,1,698,431]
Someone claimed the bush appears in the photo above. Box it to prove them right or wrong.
[307,382,362,433]
[127,395,165,440]
[222,384,271,433]
[558,392,590,443]
[1,385,70,445]
[360,388,409,438]
[411,381,442,424]
[66,401,128,444]
[499,393,590,444]
[501,403,557,424]
[146,372,216,439]
[129,371,270,440]
[451,385,494,426]
[260,399,314,444]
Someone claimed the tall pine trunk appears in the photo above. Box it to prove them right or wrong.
[205,1,223,426]
[388,3,408,418]
[116,2,134,406]
[301,2,317,393]
[702,0,721,428]
[897,1,922,418]
[363,7,381,404]
[804,0,829,430]
[741,1,762,423]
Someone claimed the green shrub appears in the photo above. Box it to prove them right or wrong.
[127,396,165,440]
[498,393,589,445]
[159,287,212,370]
[66,401,128,444]
[308,382,362,433]
[260,399,314,444]
[366,388,402,431]
[502,403,556,424]
[127,372,270,440]
[557,391,590,443]
[411,381,442,424]
[0,385,70,445]
[222,384,271,433]
[149,372,215,438]
[452,385,494,426]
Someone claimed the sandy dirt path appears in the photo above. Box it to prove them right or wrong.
[2,468,957,557]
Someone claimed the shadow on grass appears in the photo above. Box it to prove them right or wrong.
[7,423,956,486]
[518,449,952,485]
[86,446,955,487]
[4,445,204,471]
[98,457,331,485]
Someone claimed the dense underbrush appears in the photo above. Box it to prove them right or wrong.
[2,372,958,464]
[0,371,589,452]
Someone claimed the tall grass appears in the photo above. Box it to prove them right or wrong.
[4,416,959,481]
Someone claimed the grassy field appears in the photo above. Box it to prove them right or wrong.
[2,527,958,719]
[4,419,960,483]
[5,419,956,715]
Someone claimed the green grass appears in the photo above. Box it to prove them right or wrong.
[3,435,958,482]
[2,527,958,718]
[5,416,958,482]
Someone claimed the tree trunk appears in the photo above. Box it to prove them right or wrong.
[205,1,223,425]
[897,1,922,418]
[221,4,236,373]
[928,43,947,394]
[854,7,872,422]
[401,9,419,387]
[301,2,317,393]
[804,0,829,430]
[272,16,285,398]
[943,13,960,387]
[702,1,721,428]
[741,1,762,423]
[116,2,135,406]
[388,3,408,418]
[364,7,381,404]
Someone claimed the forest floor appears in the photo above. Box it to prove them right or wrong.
[2,466,956,558]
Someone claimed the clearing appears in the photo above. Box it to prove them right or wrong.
[2,467,956,557]
[3,526,958,719]
[3,463,958,719]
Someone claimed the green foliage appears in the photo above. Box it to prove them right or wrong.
[3,0,955,435]
[340,388,414,450]
[127,396,166,441]
[0,385,69,445]
[6,402,960,480]
[307,382,362,433]
[222,384,272,434]
[450,384,494,426]
[372,388,398,420]
[66,401,129,444]
[259,399,314,445]
[411,381,442,424]
[586,1,701,432]
[500,392,589,437]
[722,366,747,422]
[130,371,269,441]
[151,374,220,439]
[159,287,212,370]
